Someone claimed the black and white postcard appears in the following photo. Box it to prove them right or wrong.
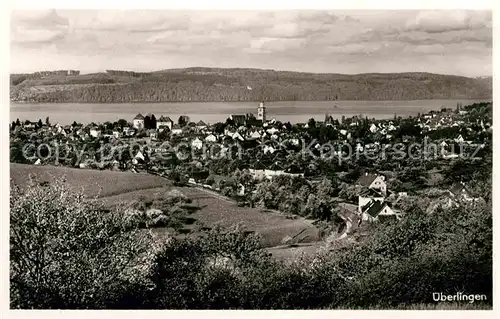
[7,2,495,314]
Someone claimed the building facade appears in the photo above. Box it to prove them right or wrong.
[133,114,145,129]
[257,101,266,122]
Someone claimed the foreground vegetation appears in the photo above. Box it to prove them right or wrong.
[10,163,321,247]
[10,68,492,102]
[10,178,492,309]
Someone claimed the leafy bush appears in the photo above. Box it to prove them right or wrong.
[10,178,153,309]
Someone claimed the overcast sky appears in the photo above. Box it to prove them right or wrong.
[10,9,492,77]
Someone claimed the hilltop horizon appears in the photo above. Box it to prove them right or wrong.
[10,67,493,79]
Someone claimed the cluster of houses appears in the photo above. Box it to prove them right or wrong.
[352,171,483,223]
[11,102,491,230]
[356,173,399,222]
[14,101,489,151]
[11,101,491,180]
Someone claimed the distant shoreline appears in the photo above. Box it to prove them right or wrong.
[10,98,492,105]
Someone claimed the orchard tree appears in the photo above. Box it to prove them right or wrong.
[10,179,153,309]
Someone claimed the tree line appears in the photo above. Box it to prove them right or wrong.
[10,70,492,102]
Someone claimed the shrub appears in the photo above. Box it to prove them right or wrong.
[10,178,152,309]
[148,215,170,228]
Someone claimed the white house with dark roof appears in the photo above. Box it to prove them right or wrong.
[205,134,217,142]
[132,150,145,165]
[358,188,385,213]
[196,120,207,130]
[133,114,145,129]
[232,131,245,141]
[360,200,398,222]
[192,137,203,150]
[249,130,262,139]
[356,173,387,196]
[157,116,173,131]
[266,127,280,135]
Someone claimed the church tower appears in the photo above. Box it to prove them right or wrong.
[257,101,266,122]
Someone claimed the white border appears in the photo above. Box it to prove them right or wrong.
[6,0,496,10]
[1,1,497,318]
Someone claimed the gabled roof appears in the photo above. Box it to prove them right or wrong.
[133,113,144,120]
[134,151,145,160]
[158,116,172,122]
[361,200,387,218]
[197,120,207,126]
[449,182,472,197]
[357,173,379,187]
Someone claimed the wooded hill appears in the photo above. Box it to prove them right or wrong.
[10,67,492,103]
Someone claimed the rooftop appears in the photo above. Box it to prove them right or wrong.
[449,182,472,197]
[158,116,172,122]
[359,187,385,198]
[361,200,388,218]
[357,173,381,187]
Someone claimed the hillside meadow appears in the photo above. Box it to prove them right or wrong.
[10,164,322,249]
[10,163,169,198]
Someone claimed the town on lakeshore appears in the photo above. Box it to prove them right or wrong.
[10,100,492,223]
[10,9,493,311]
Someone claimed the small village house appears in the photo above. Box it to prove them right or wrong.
[157,116,174,131]
[360,200,398,222]
[205,134,217,143]
[90,128,101,138]
[196,120,207,131]
[133,114,145,129]
[357,173,387,196]
[192,137,203,150]
[123,127,136,136]
[171,124,183,135]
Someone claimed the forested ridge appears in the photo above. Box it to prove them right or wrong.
[10,68,492,103]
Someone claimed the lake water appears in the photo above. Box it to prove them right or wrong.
[10,100,488,125]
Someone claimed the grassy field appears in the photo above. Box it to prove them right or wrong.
[98,187,174,207]
[180,187,321,247]
[11,164,323,249]
[10,163,170,198]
